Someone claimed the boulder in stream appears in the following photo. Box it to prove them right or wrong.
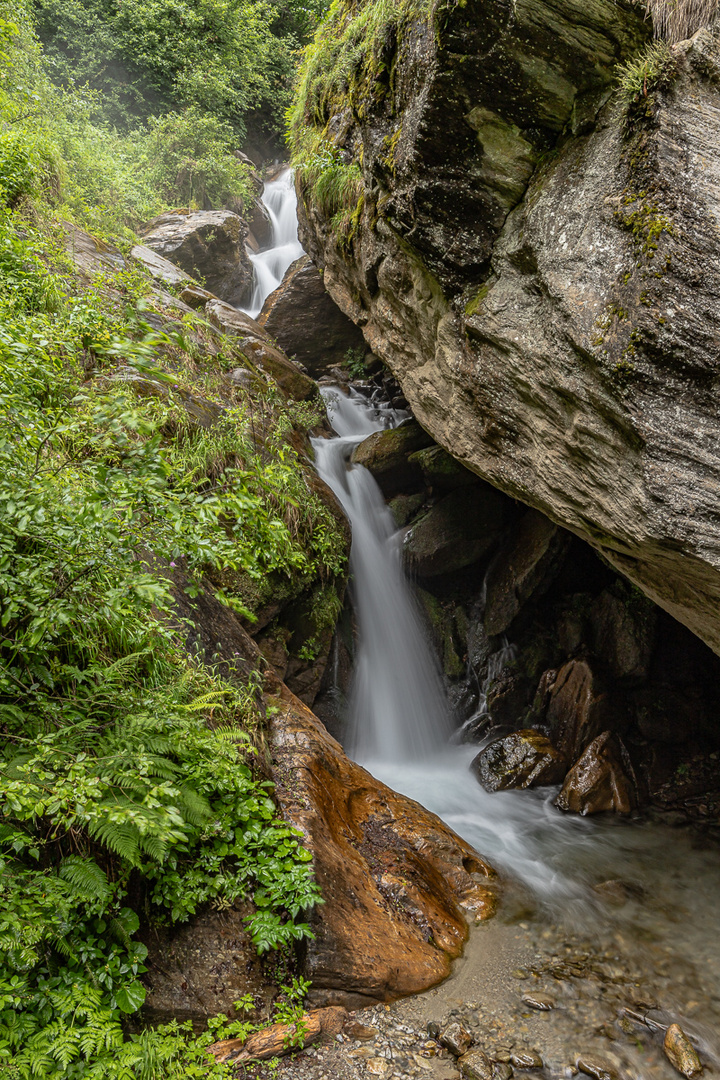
[404,485,507,579]
[545,659,618,762]
[270,682,496,1006]
[141,209,254,307]
[258,254,366,376]
[350,419,433,497]
[471,730,567,792]
[555,731,635,815]
[663,1023,703,1078]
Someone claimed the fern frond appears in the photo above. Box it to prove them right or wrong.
[86,820,141,865]
[177,785,212,826]
[58,856,112,904]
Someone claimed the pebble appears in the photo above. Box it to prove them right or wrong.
[344,1021,378,1040]
[511,1050,543,1069]
[520,993,555,1011]
[576,1055,619,1080]
[440,1022,474,1056]
[457,1048,495,1080]
[664,1024,703,1078]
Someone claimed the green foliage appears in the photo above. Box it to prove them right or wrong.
[615,41,678,107]
[35,0,329,140]
[141,108,254,209]
[291,131,364,242]
[287,0,429,132]
[0,194,341,1074]
[343,345,367,378]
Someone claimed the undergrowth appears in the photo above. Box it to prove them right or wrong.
[615,40,678,108]
[0,23,348,1073]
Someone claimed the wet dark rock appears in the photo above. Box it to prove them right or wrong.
[663,1023,703,1078]
[486,674,531,728]
[407,446,481,491]
[404,485,507,579]
[492,1064,512,1080]
[247,198,273,250]
[589,587,657,683]
[388,492,425,528]
[458,1048,495,1080]
[471,730,567,792]
[520,993,555,1011]
[427,1021,441,1039]
[351,420,433,497]
[439,1022,473,1056]
[545,659,617,762]
[576,1055,620,1080]
[259,255,366,376]
[484,511,571,636]
[511,1050,543,1069]
[142,209,254,307]
[555,732,635,815]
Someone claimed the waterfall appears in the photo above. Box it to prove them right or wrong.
[243,169,304,319]
[313,387,452,763]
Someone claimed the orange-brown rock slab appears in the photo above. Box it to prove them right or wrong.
[269,685,496,1007]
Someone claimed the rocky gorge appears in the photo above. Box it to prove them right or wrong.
[32,6,720,1070]
[107,135,720,1077]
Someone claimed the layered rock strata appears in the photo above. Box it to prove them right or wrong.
[294,0,720,657]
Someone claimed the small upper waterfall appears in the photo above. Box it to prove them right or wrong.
[243,169,304,318]
[313,387,452,763]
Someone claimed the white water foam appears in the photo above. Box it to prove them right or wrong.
[242,169,304,318]
[313,387,451,763]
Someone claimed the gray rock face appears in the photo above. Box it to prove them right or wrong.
[142,209,254,306]
[295,0,720,658]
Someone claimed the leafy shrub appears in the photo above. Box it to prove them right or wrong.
[0,204,344,1074]
[141,108,254,209]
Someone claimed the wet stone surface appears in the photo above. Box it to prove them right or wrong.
[254,821,720,1080]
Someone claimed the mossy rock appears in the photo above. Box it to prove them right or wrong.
[407,446,480,491]
[351,418,433,496]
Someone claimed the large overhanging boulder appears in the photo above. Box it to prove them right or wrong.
[291,0,720,656]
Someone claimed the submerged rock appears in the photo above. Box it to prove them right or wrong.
[458,1048,494,1080]
[142,209,254,307]
[663,1023,703,1078]
[555,731,635,815]
[439,1022,473,1056]
[471,730,567,792]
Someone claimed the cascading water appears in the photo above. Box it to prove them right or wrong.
[313,387,451,762]
[314,385,600,906]
[242,169,304,318]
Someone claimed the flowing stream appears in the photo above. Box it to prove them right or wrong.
[313,384,720,1070]
[242,169,304,318]
[258,189,720,1070]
